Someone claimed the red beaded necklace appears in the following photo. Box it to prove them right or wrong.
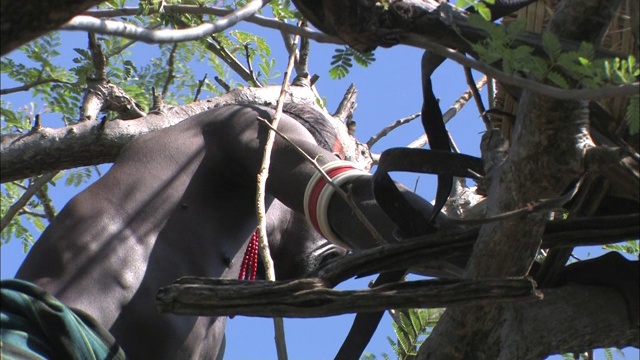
[238,229,259,280]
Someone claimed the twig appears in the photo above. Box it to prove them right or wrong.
[205,36,257,86]
[293,25,311,86]
[464,67,491,130]
[446,176,585,226]
[17,209,48,218]
[366,113,421,148]
[255,22,301,360]
[64,0,272,44]
[36,187,56,221]
[150,87,164,112]
[88,32,107,80]
[243,43,261,86]
[161,43,178,97]
[1,78,74,95]
[1,172,58,232]
[214,76,231,92]
[31,114,42,132]
[194,73,208,102]
[280,32,295,57]
[331,83,358,123]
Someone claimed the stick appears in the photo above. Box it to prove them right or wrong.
[254,21,301,360]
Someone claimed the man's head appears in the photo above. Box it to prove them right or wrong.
[282,102,372,171]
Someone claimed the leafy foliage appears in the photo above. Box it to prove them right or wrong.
[625,93,639,135]
[455,0,495,21]
[0,172,65,252]
[330,47,376,80]
[468,14,639,91]
[362,308,443,360]
[603,240,639,256]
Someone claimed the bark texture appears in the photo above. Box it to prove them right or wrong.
[417,0,634,358]
[156,277,539,317]
[1,86,364,182]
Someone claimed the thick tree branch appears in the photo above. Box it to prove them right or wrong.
[156,277,539,317]
[0,86,349,183]
[82,5,343,45]
[419,1,628,358]
[63,0,271,44]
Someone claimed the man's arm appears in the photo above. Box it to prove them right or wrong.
[208,105,438,250]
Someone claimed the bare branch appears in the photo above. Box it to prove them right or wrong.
[1,78,74,95]
[193,74,208,102]
[214,76,231,92]
[0,86,329,182]
[464,67,490,130]
[292,27,311,86]
[332,83,358,123]
[366,113,420,148]
[205,36,257,86]
[0,172,58,232]
[255,29,300,360]
[243,43,261,87]
[63,1,272,44]
[161,43,178,97]
[88,32,107,80]
[82,5,343,45]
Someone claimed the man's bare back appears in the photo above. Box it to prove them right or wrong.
[10,104,412,358]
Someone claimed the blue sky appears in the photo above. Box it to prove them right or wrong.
[1,8,637,360]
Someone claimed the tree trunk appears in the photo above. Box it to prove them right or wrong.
[417,0,631,358]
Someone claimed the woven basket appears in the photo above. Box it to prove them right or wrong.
[492,0,638,143]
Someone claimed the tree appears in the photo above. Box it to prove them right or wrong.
[1,0,638,359]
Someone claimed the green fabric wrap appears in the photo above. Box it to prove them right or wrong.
[1,279,126,360]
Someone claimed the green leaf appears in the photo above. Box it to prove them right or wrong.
[329,64,349,80]
[409,309,422,337]
[399,312,416,338]
[547,71,570,89]
[385,336,400,356]
[625,93,639,135]
[542,32,562,61]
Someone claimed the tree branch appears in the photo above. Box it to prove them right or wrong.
[367,113,420,148]
[402,34,639,101]
[0,78,74,95]
[0,172,58,232]
[156,276,539,317]
[255,29,301,360]
[63,0,271,44]
[0,86,336,183]
[82,5,343,45]
[419,0,627,358]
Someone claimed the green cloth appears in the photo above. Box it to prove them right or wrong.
[1,279,126,360]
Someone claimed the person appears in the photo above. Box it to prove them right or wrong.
[1,97,437,359]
